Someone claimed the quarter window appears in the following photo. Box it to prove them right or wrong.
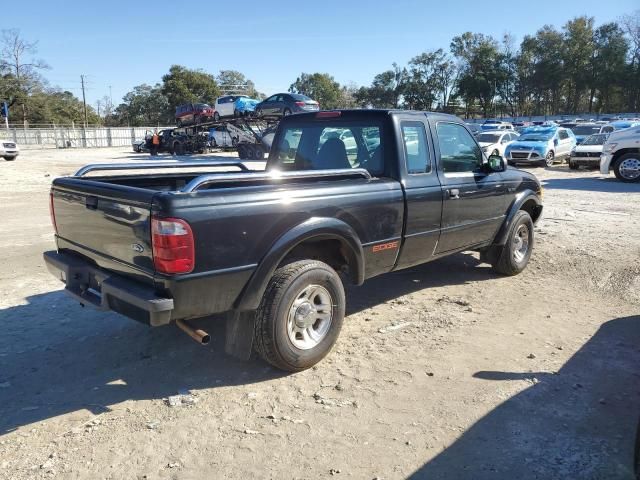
[436,122,483,174]
[401,122,430,174]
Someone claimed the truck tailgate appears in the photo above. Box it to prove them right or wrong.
[51,178,156,280]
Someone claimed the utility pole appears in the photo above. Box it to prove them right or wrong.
[494,80,498,119]
[80,74,88,127]
[109,85,113,109]
[96,99,101,117]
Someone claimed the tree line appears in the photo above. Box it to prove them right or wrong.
[1,11,639,127]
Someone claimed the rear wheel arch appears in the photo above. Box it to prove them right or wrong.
[235,219,364,311]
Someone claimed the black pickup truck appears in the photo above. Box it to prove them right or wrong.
[44,110,543,371]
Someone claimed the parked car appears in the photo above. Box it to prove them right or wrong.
[208,125,238,147]
[609,120,640,131]
[476,130,520,158]
[234,96,260,117]
[213,95,261,120]
[480,120,514,131]
[0,140,19,160]
[465,123,482,136]
[132,129,181,154]
[569,123,614,144]
[255,93,319,117]
[505,126,576,167]
[568,133,608,170]
[175,103,215,127]
[600,125,640,182]
[44,109,543,372]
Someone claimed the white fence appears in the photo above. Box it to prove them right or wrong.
[0,126,171,149]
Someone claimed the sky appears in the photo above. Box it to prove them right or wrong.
[5,0,638,109]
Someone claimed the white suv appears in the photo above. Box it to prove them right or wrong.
[600,126,640,182]
[1,140,19,161]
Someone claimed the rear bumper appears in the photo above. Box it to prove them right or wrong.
[43,250,174,326]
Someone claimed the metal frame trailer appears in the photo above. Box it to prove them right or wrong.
[171,117,279,160]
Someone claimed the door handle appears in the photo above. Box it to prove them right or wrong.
[448,188,460,199]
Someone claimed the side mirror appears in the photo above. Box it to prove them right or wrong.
[487,154,505,172]
[554,139,559,146]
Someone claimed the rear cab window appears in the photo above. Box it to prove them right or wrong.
[268,119,384,176]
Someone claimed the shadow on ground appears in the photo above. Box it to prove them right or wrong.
[408,315,640,480]
[542,176,640,193]
[0,253,492,435]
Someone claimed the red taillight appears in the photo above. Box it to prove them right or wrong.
[295,101,306,107]
[151,217,195,274]
[49,192,58,234]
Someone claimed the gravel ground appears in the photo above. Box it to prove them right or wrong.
[0,147,638,480]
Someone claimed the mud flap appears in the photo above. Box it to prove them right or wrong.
[225,310,256,360]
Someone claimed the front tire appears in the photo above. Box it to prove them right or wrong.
[613,153,640,183]
[491,210,534,276]
[3,156,16,161]
[254,260,345,372]
[569,160,579,170]
[545,151,555,167]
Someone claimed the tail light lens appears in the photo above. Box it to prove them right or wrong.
[295,101,306,107]
[49,192,58,234]
[151,217,195,274]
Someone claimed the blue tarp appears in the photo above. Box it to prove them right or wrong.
[235,97,259,113]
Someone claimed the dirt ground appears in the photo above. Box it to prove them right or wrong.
[0,147,638,480]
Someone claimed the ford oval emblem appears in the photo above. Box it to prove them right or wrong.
[131,243,145,253]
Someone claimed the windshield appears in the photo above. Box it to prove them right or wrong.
[477,133,501,143]
[572,125,600,135]
[268,120,383,175]
[581,134,607,145]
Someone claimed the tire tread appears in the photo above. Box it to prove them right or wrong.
[254,260,339,371]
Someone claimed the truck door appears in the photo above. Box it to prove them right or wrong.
[433,121,506,254]
[394,117,443,270]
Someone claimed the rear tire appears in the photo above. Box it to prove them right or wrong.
[283,108,292,116]
[254,260,345,372]
[3,156,16,161]
[245,145,255,160]
[491,210,534,276]
[569,160,579,170]
[254,145,265,160]
[613,153,640,183]
[237,144,247,159]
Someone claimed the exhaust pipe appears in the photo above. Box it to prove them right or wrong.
[176,319,211,345]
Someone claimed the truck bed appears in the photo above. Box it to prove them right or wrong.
[49,161,405,322]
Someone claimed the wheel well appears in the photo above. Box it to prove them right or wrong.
[279,238,355,283]
[612,148,640,164]
[520,198,542,222]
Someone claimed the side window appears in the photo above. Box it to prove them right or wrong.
[401,121,430,174]
[436,122,483,174]
[602,126,613,133]
[559,130,569,140]
[266,95,277,102]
